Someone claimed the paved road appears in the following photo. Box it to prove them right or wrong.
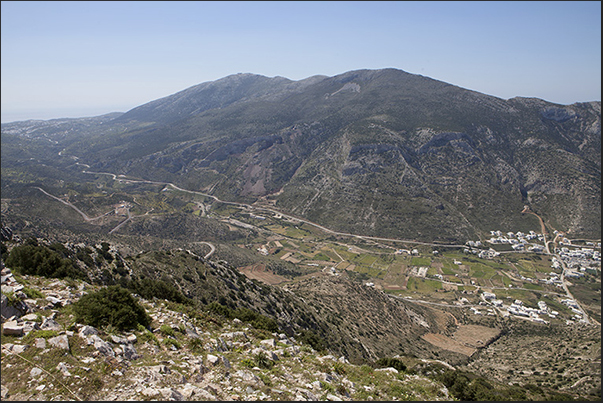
[83,171,469,249]
[108,210,132,234]
[193,241,216,259]
[36,187,111,222]
[522,207,593,324]
[58,169,601,323]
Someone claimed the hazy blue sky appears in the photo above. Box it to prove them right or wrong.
[1,1,601,122]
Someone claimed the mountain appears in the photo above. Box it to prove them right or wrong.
[2,68,601,243]
[1,67,601,403]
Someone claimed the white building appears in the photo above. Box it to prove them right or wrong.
[482,292,496,300]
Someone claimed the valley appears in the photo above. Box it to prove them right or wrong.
[27,162,601,328]
[2,68,601,400]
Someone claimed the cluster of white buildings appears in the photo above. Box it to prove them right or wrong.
[479,291,558,324]
[486,230,545,251]
[556,246,601,275]
[560,298,587,323]
[395,248,419,255]
[538,269,565,288]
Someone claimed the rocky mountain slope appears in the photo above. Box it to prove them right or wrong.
[3,264,590,402]
[0,236,452,366]
[1,268,453,401]
[2,68,600,242]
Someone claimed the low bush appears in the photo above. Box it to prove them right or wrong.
[72,286,151,331]
[122,277,192,305]
[206,302,278,332]
[296,329,326,352]
[5,241,86,280]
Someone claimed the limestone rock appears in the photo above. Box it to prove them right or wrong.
[47,335,70,350]
[30,367,43,378]
[78,325,98,338]
[2,321,24,336]
[34,338,46,349]
[121,343,140,360]
[260,338,276,348]
[90,335,114,357]
[206,354,220,366]
[40,318,62,331]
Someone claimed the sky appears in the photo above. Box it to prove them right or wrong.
[1,1,601,123]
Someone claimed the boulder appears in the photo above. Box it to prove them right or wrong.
[2,321,24,336]
[89,335,114,357]
[159,387,184,401]
[185,327,200,339]
[150,364,171,374]
[22,321,40,334]
[206,354,220,366]
[141,387,160,397]
[40,318,62,331]
[3,343,29,354]
[110,335,129,344]
[78,325,98,338]
[179,383,216,400]
[233,370,260,383]
[34,338,46,349]
[260,338,276,348]
[45,296,63,307]
[47,335,70,350]
[56,362,71,377]
[1,294,28,319]
[121,343,140,361]
[21,313,38,321]
[221,355,231,370]
[375,367,398,374]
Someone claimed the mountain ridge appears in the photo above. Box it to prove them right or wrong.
[2,68,600,242]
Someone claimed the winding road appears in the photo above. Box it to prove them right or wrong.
[38,168,599,325]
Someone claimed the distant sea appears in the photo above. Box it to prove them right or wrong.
[1,106,125,124]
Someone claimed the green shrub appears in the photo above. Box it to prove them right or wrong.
[207,302,279,332]
[72,286,151,331]
[137,328,160,346]
[122,278,192,305]
[333,361,346,375]
[254,351,274,369]
[188,337,204,353]
[5,242,86,280]
[163,338,181,349]
[360,364,374,374]
[240,358,255,368]
[22,287,44,299]
[297,329,326,352]
[159,324,176,337]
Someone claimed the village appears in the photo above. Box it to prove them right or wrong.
[227,203,600,328]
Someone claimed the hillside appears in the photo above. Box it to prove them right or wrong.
[2,68,600,242]
[2,263,594,401]
[1,269,451,401]
[1,231,600,401]
[1,68,601,401]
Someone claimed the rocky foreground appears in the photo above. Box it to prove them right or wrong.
[1,267,451,401]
